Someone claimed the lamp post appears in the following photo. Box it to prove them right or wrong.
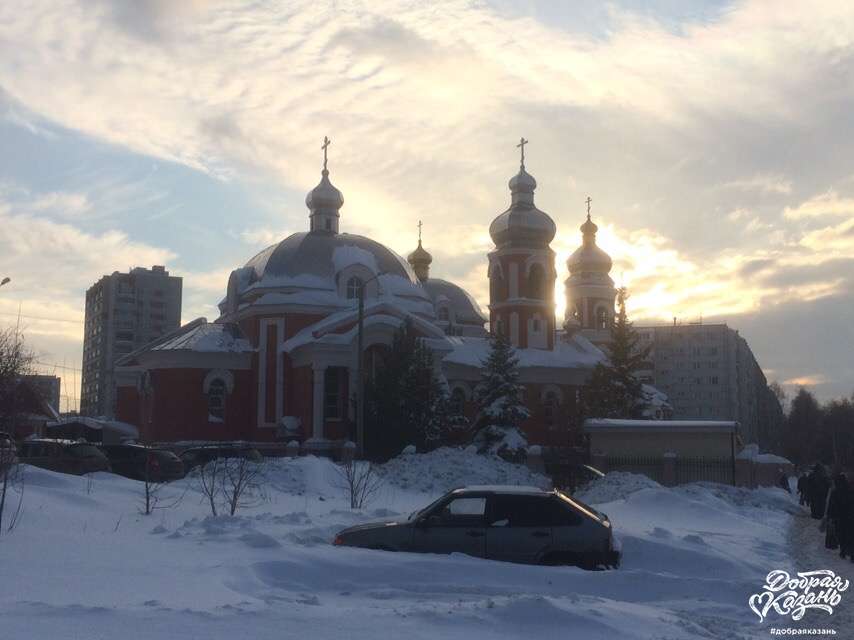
[356,272,384,458]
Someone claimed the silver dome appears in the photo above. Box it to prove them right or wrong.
[422,278,487,325]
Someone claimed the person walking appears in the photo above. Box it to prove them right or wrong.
[825,474,850,556]
[777,469,791,493]
[808,464,830,520]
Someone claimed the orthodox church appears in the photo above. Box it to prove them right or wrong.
[115,140,620,454]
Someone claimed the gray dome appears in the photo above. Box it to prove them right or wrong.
[422,278,487,325]
[567,215,612,274]
[244,231,421,285]
[489,167,556,248]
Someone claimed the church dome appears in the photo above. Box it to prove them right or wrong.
[489,166,556,248]
[567,214,612,274]
[305,169,344,212]
[422,278,487,326]
[223,231,434,317]
[407,240,433,282]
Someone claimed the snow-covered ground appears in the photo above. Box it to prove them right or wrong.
[0,448,818,639]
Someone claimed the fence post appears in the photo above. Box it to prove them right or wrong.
[662,452,677,487]
[591,451,608,474]
[285,440,300,458]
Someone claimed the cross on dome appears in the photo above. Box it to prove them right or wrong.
[586,196,592,220]
[321,136,331,172]
[517,137,529,169]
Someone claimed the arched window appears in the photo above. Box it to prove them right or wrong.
[450,387,466,416]
[208,378,227,422]
[532,317,541,332]
[596,307,608,330]
[438,307,449,322]
[494,319,504,336]
[543,390,558,428]
[346,276,363,300]
[490,266,504,300]
[528,264,545,299]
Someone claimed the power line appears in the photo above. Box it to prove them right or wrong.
[32,360,82,373]
[0,311,84,325]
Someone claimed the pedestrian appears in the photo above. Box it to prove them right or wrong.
[777,469,791,494]
[827,473,854,561]
[797,471,809,506]
[808,464,830,520]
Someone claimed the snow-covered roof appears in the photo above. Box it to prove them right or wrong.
[453,485,550,495]
[736,444,791,464]
[584,419,738,433]
[150,321,253,353]
[281,301,449,354]
[440,334,603,369]
[46,417,139,439]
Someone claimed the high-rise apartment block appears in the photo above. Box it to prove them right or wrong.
[80,266,181,417]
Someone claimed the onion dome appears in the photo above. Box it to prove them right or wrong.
[307,136,344,234]
[407,239,433,282]
[489,164,556,248]
[567,213,612,274]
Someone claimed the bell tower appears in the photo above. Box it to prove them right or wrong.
[564,197,616,346]
[487,139,557,350]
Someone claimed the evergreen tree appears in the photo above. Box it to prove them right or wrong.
[582,288,651,418]
[472,331,530,458]
[781,388,824,466]
[363,319,452,459]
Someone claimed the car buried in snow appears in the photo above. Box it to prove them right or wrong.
[333,485,620,569]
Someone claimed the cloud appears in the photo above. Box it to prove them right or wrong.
[721,174,793,195]
[2,0,854,400]
[784,190,854,220]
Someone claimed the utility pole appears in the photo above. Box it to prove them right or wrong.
[355,272,384,458]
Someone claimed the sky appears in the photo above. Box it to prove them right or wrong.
[1,0,853,411]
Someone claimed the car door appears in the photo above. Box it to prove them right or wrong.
[485,495,553,564]
[411,495,487,558]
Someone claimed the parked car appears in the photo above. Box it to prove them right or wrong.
[99,444,185,482]
[18,439,111,475]
[334,485,620,569]
[179,444,264,472]
[0,431,17,470]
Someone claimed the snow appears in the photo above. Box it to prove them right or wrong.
[737,444,792,465]
[585,418,738,432]
[442,335,603,369]
[0,450,806,639]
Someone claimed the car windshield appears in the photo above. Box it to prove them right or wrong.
[409,494,450,521]
[557,490,605,522]
[69,445,103,458]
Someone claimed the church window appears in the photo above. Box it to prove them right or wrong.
[438,307,449,322]
[532,317,541,332]
[528,264,545,299]
[208,379,226,422]
[596,307,608,329]
[450,387,466,416]
[324,368,341,419]
[325,219,331,231]
[346,276,363,300]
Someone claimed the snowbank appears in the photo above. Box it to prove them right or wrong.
[377,446,550,494]
[576,471,662,504]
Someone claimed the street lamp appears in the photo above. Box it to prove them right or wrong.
[356,271,385,458]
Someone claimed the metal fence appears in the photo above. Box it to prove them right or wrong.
[603,455,735,486]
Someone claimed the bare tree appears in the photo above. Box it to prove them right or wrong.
[0,454,25,535]
[196,457,224,517]
[221,456,267,516]
[0,326,34,436]
[140,450,184,516]
[333,459,383,509]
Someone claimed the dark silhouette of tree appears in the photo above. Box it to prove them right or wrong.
[582,288,651,418]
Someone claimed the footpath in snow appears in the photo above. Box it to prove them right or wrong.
[0,447,817,639]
